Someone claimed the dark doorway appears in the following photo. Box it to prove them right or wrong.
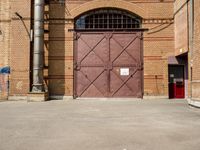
[168,65,185,99]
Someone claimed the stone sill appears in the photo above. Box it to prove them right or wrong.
[27,92,49,102]
[187,98,200,108]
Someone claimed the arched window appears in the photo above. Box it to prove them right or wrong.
[75,8,141,30]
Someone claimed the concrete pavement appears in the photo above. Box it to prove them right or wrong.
[0,99,200,150]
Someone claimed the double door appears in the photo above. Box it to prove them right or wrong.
[74,32,143,98]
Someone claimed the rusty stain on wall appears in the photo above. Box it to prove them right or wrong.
[16,81,23,90]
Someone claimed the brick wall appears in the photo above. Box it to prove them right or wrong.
[174,0,200,100]
[48,0,174,97]
[0,0,10,99]
[143,21,174,96]
[192,0,200,99]
[173,0,190,98]
[1,0,175,98]
[174,0,189,56]
[9,0,31,97]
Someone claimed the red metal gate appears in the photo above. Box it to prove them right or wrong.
[74,32,143,98]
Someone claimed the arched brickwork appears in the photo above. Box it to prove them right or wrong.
[70,0,146,19]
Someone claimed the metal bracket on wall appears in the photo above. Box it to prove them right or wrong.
[14,12,32,41]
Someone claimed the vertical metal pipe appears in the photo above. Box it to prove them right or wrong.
[189,0,194,98]
[32,0,45,92]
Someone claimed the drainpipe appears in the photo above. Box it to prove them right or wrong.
[189,0,194,98]
[32,0,45,92]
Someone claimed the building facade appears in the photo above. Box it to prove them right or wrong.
[189,0,200,106]
[0,0,199,103]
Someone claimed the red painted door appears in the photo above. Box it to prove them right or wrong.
[168,65,185,99]
[174,82,185,98]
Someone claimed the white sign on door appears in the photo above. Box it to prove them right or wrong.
[120,68,129,76]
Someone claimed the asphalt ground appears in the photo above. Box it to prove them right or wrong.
[0,99,200,150]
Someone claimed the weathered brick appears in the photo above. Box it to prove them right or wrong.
[3,0,193,98]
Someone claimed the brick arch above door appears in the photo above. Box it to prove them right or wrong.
[69,0,146,19]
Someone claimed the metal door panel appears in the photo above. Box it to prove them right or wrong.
[74,32,143,98]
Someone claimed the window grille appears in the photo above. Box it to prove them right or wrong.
[75,9,141,30]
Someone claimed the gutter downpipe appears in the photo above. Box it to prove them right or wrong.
[189,0,194,99]
[32,0,45,92]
